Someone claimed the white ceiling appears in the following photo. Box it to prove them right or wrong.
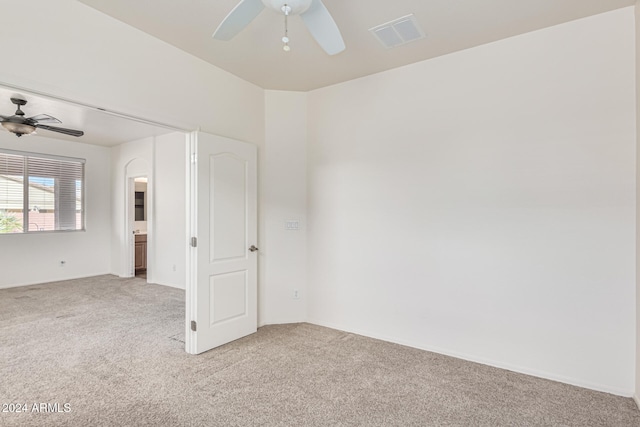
[0,86,174,147]
[77,0,635,91]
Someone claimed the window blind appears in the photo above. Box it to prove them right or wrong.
[0,149,85,233]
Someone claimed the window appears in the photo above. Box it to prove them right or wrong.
[0,149,85,233]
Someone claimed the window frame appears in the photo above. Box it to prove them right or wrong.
[0,148,86,234]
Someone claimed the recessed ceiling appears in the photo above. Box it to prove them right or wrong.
[77,0,635,91]
[0,86,175,147]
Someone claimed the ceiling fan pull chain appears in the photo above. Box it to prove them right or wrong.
[282,4,291,52]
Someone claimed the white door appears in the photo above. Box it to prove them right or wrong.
[186,131,258,355]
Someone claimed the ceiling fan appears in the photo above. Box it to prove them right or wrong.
[0,98,84,138]
[213,0,345,55]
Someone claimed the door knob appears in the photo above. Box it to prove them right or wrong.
[249,245,259,252]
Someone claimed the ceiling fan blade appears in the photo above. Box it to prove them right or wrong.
[28,114,62,124]
[35,124,84,137]
[213,0,265,41]
[0,115,9,122]
[300,0,345,55]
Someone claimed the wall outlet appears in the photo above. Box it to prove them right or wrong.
[59,260,66,267]
[293,289,300,300]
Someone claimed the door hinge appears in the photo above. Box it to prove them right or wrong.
[191,153,197,164]
[191,320,197,332]
[191,237,197,247]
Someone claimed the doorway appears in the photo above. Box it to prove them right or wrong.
[133,176,148,280]
[125,158,150,281]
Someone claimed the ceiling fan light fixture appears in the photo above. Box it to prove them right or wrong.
[2,121,35,136]
[0,98,84,138]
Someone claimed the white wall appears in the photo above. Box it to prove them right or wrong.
[306,8,636,396]
[0,133,111,288]
[635,0,640,407]
[153,132,187,289]
[262,91,308,324]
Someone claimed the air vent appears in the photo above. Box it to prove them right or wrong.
[369,14,425,49]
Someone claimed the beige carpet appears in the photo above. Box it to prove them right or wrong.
[0,275,639,426]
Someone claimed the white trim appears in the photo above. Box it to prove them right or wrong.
[307,318,635,398]
[150,280,184,290]
[147,142,156,285]
[262,318,308,327]
[125,177,136,278]
[634,395,640,410]
[185,131,198,355]
[0,81,189,133]
[0,272,112,290]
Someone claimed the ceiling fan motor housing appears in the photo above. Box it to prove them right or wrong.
[261,0,312,15]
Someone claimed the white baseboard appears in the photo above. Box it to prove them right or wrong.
[0,272,112,290]
[148,280,185,290]
[261,318,307,327]
[307,318,634,398]
[634,395,640,410]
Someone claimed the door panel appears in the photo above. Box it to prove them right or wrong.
[210,153,247,262]
[186,131,257,354]
[210,271,247,325]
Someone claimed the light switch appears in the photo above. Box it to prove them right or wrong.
[285,220,300,231]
